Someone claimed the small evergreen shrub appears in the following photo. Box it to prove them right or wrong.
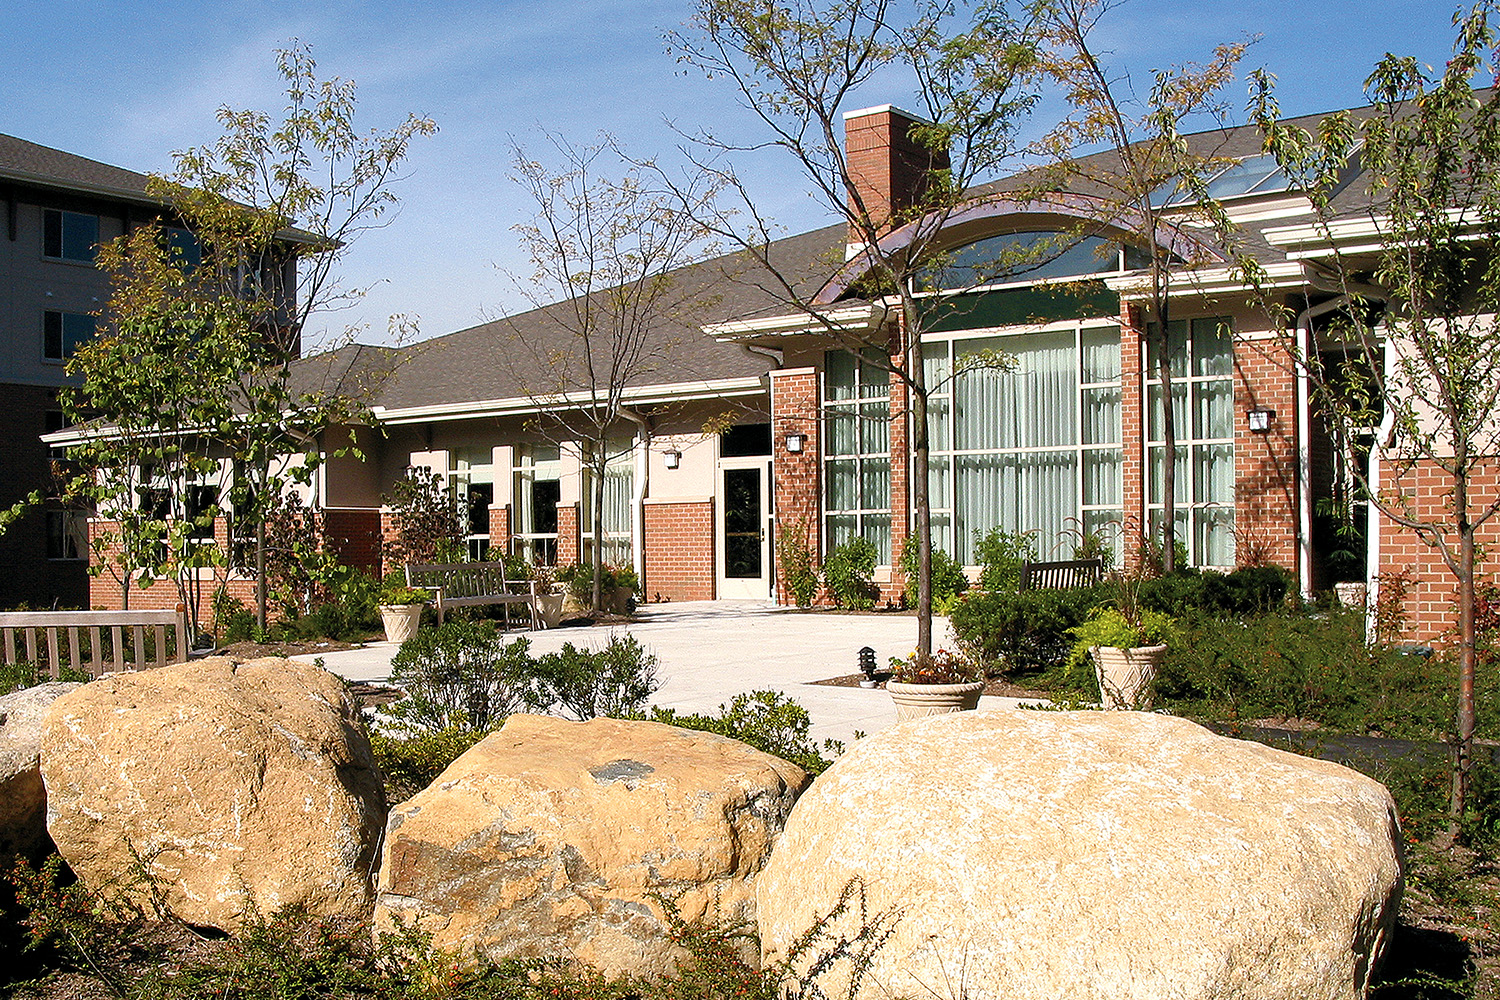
[823,537,879,610]
[1138,565,1292,618]
[387,622,540,733]
[898,536,968,607]
[649,689,842,774]
[368,723,490,801]
[948,585,1108,675]
[532,633,661,721]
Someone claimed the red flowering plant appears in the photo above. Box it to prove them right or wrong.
[889,647,984,684]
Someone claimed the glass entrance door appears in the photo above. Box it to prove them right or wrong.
[717,460,770,598]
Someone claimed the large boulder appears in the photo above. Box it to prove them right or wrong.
[0,682,81,863]
[40,656,385,930]
[375,714,809,977]
[757,711,1404,1000]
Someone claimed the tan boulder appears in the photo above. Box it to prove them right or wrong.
[375,714,809,977]
[757,711,1404,1000]
[40,656,385,930]
[0,682,81,863]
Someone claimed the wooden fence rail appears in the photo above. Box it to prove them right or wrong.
[0,605,191,679]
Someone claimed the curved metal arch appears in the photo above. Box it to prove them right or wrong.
[812,192,1228,306]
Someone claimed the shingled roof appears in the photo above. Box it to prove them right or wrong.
[0,133,158,204]
[302,97,1414,419]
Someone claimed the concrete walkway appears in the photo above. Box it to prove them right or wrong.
[294,600,1041,745]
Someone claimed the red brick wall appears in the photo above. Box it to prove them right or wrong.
[557,502,579,567]
[771,368,821,604]
[888,351,911,604]
[489,504,511,553]
[1374,457,1500,643]
[325,509,381,577]
[644,500,715,602]
[1233,338,1300,569]
[86,517,258,626]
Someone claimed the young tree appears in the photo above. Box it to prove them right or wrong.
[1240,5,1500,832]
[64,44,434,632]
[1029,0,1251,572]
[502,135,721,611]
[669,0,1037,661]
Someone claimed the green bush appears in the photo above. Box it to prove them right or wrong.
[898,536,968,607]
[387,622,540,733]
[1138,565,1292,618]
[823,537,879,610]
[533,634,660,721]
[948,585,1108,676]
[1151,607,1478,738]
[649,690,842,774]
[0,660,90,696]
[973,527,1036,593]
[368,722,489,801]
[776,518,819,608]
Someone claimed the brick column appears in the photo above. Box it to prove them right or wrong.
[1232,336,1299,569]
[888,352,910,601]
[771,367,821,605]
[489,504,512,556]
[557,502,580,567]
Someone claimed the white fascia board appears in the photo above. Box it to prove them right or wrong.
[375,377,769,426]
[1103,261,1307,298]
[707,304,882,342]
[1262,207,1475,253]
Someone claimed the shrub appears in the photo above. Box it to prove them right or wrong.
[0,660,90,695]
[532,634,660,721]
[776,518,818,608]
[558,563,639,607]
[1138,565,1292,618]
[823,537,879,610]
[1151,607,1477,737]
[948,585,1108,675]
[649,690,842,774]
[898,536,968,608]
[386,622,540,733]
[368,723,489,801]
[213,590,260,644]
[973,527,1036,593]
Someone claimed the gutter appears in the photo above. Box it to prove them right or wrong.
[372,377,768,426]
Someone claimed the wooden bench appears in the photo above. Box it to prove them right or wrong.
[1019,558,1105,591]
[405,561,539,631]
[0,606,192,679]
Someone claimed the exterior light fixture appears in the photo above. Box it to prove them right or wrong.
[663,448,681,470]
[785,432,806,454]
[1247,407,1275,433]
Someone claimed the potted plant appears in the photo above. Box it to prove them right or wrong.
[1067,606,1176,710]
[377,582,429,643]
[886,648,985,722]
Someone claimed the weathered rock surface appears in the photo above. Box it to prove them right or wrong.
[0,682,81,863]
[40,657,385,930]
[757,710,1404,1000]
[375,714,809,977]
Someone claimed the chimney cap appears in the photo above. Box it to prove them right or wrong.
[842,104,934,126]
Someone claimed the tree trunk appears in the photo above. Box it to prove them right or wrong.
[906,304,934,663]
[591,451,605,612]
[1453,481,1477,838]
[256,518,268,634]
[1154,278,1178,575]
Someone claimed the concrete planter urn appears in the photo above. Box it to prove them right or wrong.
[1090,644,1166,710]
[534,592,566,629]
[1334,581,1368,611]
[886,680,983,722]
[378,604,424,644]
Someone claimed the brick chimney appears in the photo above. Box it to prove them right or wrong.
[843,105,950,251]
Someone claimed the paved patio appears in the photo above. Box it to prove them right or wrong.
[293,600,1041,745]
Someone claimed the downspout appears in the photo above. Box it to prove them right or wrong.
[621,408,651,596]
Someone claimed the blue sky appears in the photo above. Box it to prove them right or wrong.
[0,0,1471,348]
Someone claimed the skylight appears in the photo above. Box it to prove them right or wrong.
[1152,153,1295,208]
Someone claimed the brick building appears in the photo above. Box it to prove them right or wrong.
[53,103,1492,641]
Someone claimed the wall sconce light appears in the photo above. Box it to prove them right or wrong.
[784,432,806,454]
[663,448,681,470]
[1247,407,1275,433]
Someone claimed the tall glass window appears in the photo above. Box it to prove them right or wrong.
[582,438,634,567]
[513,444,561,566]
[451,446,494,562]
[1146,316,1236,566]
[926,322,1123,563]
[823,350,891,561]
